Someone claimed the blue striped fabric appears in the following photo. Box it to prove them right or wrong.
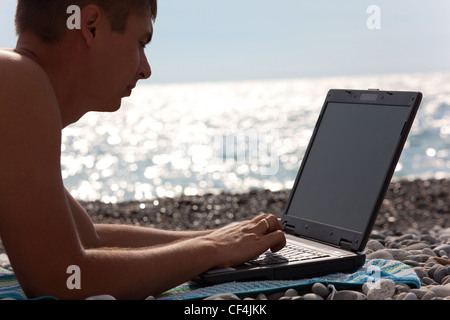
[0,267,27,300]
[157,259,421,300]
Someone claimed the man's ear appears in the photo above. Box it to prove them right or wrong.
[80,5,102,46]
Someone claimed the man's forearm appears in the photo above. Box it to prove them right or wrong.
[94,224,213,248]
[21,214,284,300]
[26,235,218,300]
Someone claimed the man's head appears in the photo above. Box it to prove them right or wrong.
[14,0,158,122]
[15,0,157,43]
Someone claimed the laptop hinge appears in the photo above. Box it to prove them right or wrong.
[284,224,296,235]
[339,239,353,251]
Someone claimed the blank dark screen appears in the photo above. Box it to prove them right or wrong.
[288,102,411,232]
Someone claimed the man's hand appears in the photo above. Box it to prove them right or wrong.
[203,213,286,268]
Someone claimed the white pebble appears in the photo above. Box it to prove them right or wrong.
[367,279,395,300]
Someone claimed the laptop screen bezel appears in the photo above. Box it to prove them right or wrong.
[281,89,422,252]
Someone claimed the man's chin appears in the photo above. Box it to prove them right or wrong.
[94,99,123,113]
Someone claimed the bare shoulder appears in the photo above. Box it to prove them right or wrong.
[0,48,50,81]
[0,49,62,169]
[0,49,62,181]
[0,49,64,202]
[0,48,49,74]
[0,49,60,123]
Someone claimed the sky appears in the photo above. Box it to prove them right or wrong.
[1,0,449,84]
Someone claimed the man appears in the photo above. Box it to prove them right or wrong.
[0,1,286,299]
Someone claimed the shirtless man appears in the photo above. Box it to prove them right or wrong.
[0,1,285,299]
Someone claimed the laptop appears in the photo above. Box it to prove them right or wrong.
[194,89,422,286]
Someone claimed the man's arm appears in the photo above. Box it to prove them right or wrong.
[76,213,283,300]
[66,188,213,248]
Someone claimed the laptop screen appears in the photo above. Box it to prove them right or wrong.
[287,102,412,233]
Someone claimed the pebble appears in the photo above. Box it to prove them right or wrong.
[435,257,450,265]
[302,293,323,300]
[311,282,329,298]
[366,239,385,251]
[434,245,450,256]
[331,290,367,300]
[395,283,411,294]
[256,293,268,300]
[430,284,450,298]
[367,279,396,300]
[0,254,11,271]
[362,282,371,295]
[403,260,421,267]
[434,266,450,284]
[439,234,450,242]
[385,249,411,261]
[396,234,416,242]
[284,288,299,297]
[422,248,436,257]
[422,277,439,286]
[405,254,432,263]
[413,267,428,279]
[410,289,428,299]
[422,291,437,300]
[404,242,430,251]
[367,250,394,260]
[403,292,418,300]
[428,264,441,278]
[421,235,438,244]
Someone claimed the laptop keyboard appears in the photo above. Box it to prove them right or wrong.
[248,243,330,266]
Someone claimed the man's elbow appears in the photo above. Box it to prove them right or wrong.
[14,250,92,300]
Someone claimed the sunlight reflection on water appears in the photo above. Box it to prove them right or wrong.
[61,73,450,202]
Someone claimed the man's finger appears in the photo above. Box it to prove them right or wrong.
[265,230,286,253]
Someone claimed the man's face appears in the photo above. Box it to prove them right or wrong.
[88,12,153,112]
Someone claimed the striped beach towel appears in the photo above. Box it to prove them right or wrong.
[157,259,421,300]
[0,267,27,300]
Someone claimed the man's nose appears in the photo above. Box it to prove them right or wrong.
[139,53,151,79]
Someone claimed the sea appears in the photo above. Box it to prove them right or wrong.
[61,72,450,203]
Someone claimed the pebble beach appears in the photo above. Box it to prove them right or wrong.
[1,178,449,300]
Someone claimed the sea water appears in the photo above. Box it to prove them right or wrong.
[61,72,450,202]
